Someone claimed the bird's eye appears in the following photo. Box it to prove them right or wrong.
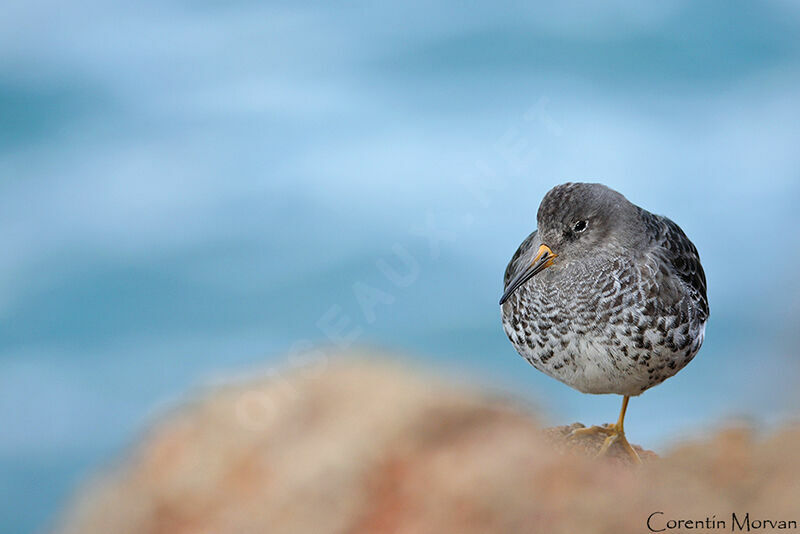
[573,220,588,233]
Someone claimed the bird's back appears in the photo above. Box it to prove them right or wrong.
[638,208,709,322]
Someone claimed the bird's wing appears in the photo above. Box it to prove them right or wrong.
[503,230,540,290]
[646,212,709,320]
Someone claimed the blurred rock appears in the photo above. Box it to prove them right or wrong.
[54,358,800,534]
[542,423,658,464]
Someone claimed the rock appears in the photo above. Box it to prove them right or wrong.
[53,357,800,534]
[542,423,658,464]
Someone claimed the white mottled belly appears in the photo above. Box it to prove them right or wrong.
[501,257,705,396]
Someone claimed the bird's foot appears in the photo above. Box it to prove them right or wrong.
[568,424,642,465]
[568,423,616,438]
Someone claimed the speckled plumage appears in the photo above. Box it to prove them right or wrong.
[501,183,708,397]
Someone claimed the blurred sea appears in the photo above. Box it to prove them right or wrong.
[1,1,800,533]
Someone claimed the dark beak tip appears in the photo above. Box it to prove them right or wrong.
[498,246,553,307]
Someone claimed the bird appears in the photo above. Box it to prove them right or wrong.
[499,182,708,463]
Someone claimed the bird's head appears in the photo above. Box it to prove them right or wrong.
[499,182,643,305]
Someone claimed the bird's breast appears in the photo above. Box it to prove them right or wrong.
[501,254,706,395]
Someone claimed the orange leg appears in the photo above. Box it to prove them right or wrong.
[568,395,642,464]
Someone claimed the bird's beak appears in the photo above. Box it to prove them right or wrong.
[499,244,557,305]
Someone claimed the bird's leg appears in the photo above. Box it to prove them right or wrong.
[597,396,642,464]
[568,395,642,464]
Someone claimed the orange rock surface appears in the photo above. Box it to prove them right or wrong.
[54,359,800,534]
